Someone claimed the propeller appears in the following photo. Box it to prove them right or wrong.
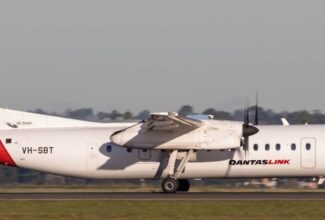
[254,93,259,125]
[242,101,259,152]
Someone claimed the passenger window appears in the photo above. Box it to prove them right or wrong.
[276,144,281,151]
[253,144,258,151]
[291,143,296,151]
[265,144,270,151]
[106,145,112,152]
[306,143,311,151]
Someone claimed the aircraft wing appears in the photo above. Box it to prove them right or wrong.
[110,112,205,149]
[141,112,203,132]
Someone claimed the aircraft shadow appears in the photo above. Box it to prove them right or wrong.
[97,143,238,178]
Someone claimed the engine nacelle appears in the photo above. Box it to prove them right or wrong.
[110,120,243,150]
[198,120,242,150]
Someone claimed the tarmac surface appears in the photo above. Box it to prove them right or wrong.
[1,192,325,201]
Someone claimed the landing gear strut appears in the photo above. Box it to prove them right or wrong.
[161,150,193,193]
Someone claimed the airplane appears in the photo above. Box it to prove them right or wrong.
[0,104,324,193]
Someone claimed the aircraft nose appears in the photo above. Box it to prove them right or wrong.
[110,130,124,146]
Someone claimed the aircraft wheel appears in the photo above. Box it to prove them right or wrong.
[162,178,179,193]
[178,179,190,192]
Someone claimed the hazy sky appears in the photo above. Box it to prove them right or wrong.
[0,0,325,114]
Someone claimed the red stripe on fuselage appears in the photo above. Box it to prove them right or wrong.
[0,140,17,167]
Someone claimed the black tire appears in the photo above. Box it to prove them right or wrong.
[178,179,190,192]
[162,178,179,193]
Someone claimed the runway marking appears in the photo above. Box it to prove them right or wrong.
[1,192,325,201]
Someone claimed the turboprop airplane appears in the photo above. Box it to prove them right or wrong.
[0,105,323,193]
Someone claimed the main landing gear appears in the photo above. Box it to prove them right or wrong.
[161,150,194,193]
[162,178,190,193]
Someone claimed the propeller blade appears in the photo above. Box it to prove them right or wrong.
[247,105,250,126]
[244,106,249,127]
[254,93,259,125]
[243,136,249,151]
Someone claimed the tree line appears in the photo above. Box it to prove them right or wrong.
[32,105,325,125]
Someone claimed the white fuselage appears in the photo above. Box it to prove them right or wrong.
[1,124,325,179]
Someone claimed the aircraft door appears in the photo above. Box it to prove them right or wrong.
[300,138,316,169]
[5,134,28,162]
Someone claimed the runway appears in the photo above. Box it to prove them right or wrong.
[1,192,325,201]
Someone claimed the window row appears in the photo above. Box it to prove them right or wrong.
[253,143,312,151]
[106,143,312,153]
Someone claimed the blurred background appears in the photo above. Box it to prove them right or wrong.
[1,0,325,190]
